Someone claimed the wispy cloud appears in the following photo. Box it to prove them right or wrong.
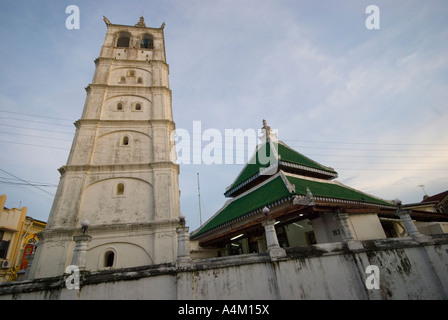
[0,1,447,230]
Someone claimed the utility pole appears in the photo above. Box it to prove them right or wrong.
[197,173,202,226]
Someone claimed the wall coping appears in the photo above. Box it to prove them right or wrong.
[2,234,448,297]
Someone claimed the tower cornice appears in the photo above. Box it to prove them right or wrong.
[103,16,165,31]
[37,219,180,241]
[74,119,175,128]
[58,162,179,175]
[94,56,168,67]
[95,55,168,65]
[86,84,171,92]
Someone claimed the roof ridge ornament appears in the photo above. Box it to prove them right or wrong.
[260,119,278,144]
[293,187,315,206]
[135,16,147,27]
[103,16,111,25]
[262,119,271,141]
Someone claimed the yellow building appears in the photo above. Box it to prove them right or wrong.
[0,195,46,282]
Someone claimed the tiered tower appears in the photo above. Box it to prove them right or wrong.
[31,17,180,278]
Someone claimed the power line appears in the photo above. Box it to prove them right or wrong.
[336,168,448,171]
[304,153,446,159]
[0,137,446,164]
[3,182,54,203]
[0,131,73,142]
[286,145,448,152]
[0,140,70,150]
[1,107,445,149]
[0,109,74,122]
[176,136,448,152]
[0,123,74,135]
[0,177,57,187]
[0,110,446,162]
[281,138,448,147]
[0,169,55,197]
[1,116,74,127]
[0,181,57,187]
[0,170,55,203]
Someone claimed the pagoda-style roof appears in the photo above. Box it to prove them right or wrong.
[191,121,448,245]
[191,170,396,241]
[224,140,338,198]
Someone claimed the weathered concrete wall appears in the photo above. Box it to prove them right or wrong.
[1,235,447,300]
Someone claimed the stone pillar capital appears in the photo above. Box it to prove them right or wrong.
[262,219,276,227]
[73,234,92,243]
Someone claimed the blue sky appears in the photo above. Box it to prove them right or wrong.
[0,0,447,232]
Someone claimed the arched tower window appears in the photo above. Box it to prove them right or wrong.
[121,136,130,146]
[135,103,142,111]
[116,183,125,195]
[117,32,131,48]
[137,77,143,84]
[104,250,115,267]
[140,34,154,49]
[117,102,123,111]
[127,70,135,77]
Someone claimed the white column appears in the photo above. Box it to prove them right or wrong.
[263,219,280,248]
[396,208,428,242]
[334,211,355,241]
[334,211,364,251]
[176,226,192,268]
[71,235,92,270]
[396,210,419,235]
[262,219,286,261]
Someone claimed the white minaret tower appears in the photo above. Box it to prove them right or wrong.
[30,17,180,278]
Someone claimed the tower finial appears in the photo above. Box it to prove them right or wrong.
[103,16,111,25]
[135,16,147,27]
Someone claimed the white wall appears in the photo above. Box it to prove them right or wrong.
[2,236,448,300]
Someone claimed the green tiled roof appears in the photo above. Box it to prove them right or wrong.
[192,176,291,238]
[191,172,394,239]
[285,175,394,207]
[277,143,336,175]
[225,141,337,196]
[225,142,276,192]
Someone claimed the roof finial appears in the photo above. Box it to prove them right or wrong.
[262,119,271,142]
[135,16,147,27]
[103,16,111,25]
